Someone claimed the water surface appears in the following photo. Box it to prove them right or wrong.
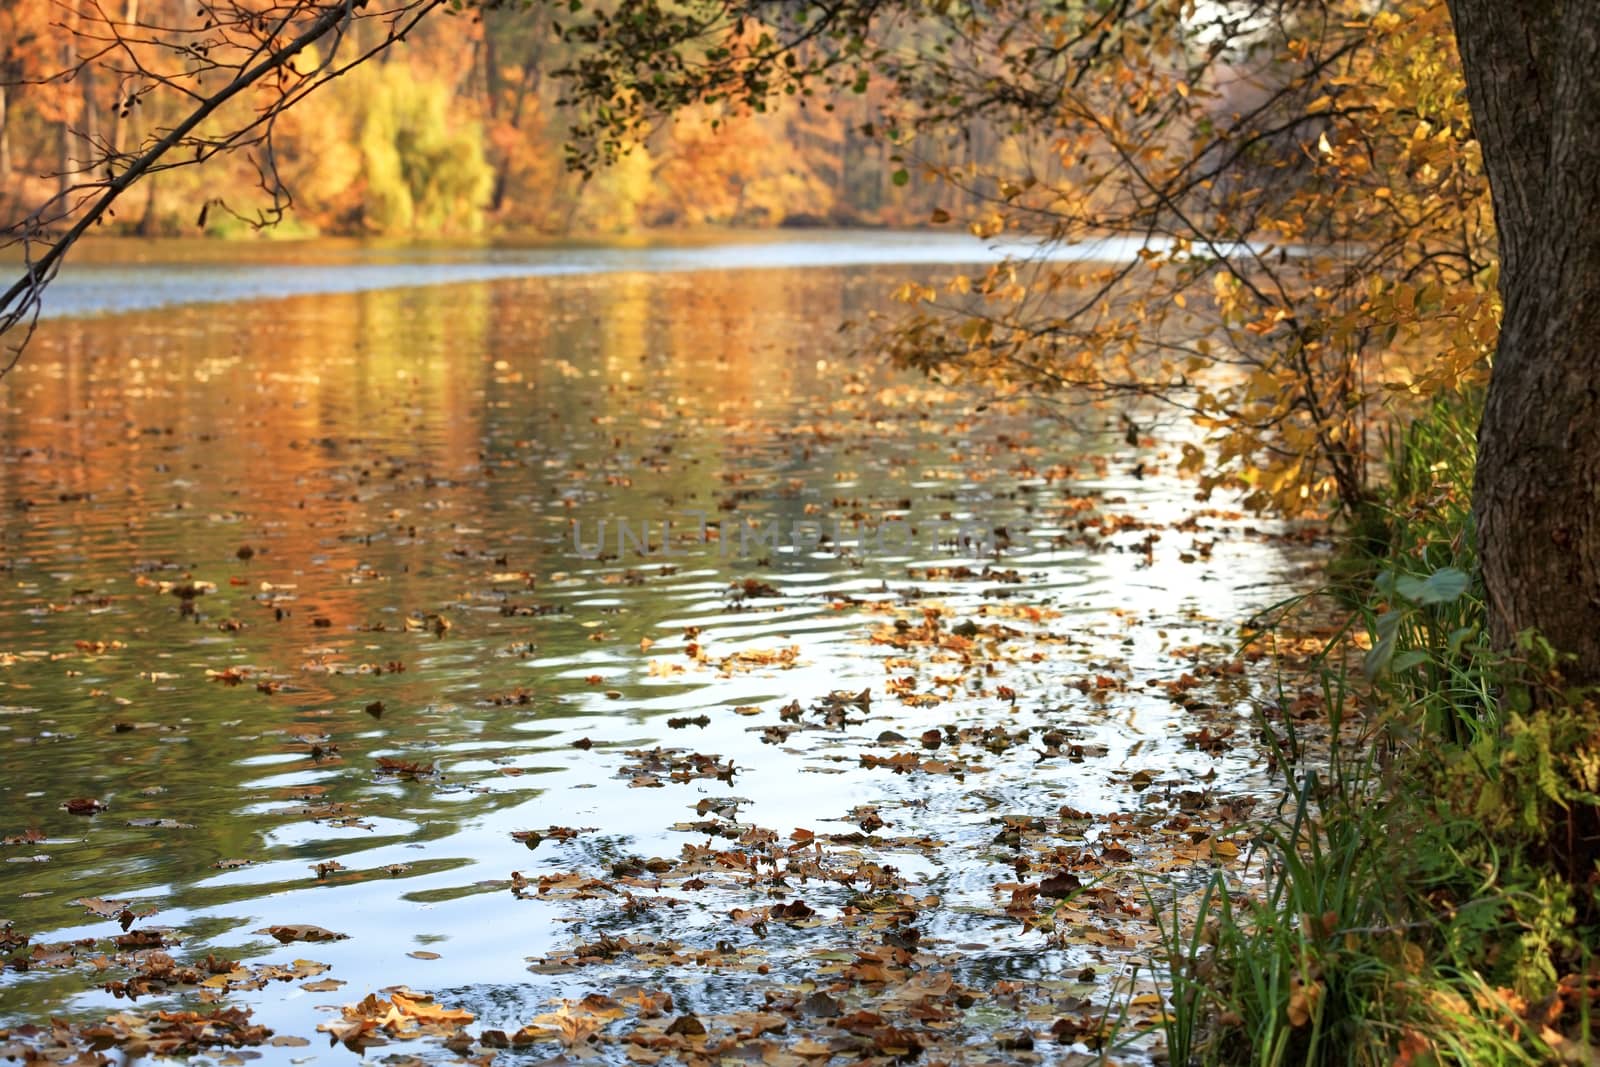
[0,243,1305,1061]
[31,230,1159,319]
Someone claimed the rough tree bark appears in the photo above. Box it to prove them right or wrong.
[1447,1,1600,682]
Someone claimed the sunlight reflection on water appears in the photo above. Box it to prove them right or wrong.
[0,250,1312,1062]
[38,231,1167,318]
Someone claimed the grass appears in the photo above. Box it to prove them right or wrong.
[1147,392,1600,1066]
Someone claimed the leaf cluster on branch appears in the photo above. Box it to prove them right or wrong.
[559,0,1497,515]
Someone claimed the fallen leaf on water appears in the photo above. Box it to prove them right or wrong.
[772,899,817,921]
[318,990,473,1049]
[74,898,157,927]
[374,757,435,780]
[1039,870,1084,898]
[665,1014,707,1037]
[390,991,472,1025]
[256,924,348,944]
[75,897,131,918]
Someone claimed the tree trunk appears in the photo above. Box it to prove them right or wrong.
[57,2,80,209]
[0,83,11,188]
[80,70,98,164]
[490,49,540,213]
[136,174,159,235]
[79,1,99,159]
[58,117,72,208]
[109,0,139,159]
[1447,2,1600,682]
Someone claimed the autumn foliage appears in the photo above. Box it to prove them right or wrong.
[3,0,1501,524]
[862,0,1496,516]
[0,0,958,237]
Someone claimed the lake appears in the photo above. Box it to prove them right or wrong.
[0,233,1307,1064]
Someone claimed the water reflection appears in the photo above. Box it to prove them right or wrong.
[0,260,1299,1059]
[33,231,1166,319]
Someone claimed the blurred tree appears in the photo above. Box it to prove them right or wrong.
[357,64,493,234]
[0,0,444,359]
[0,0,55,195]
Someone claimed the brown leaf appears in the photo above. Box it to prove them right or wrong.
[1039,871,1083,898]
[391,991,472,1025]
[772,899,816,921]
[801,992,840,1018]
[1287,977,1323,1028]
[256,924,348,944]
[375,757,435,780]
[665,1014,706,1037]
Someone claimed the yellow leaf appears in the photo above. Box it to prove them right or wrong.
[391,991,474,1026]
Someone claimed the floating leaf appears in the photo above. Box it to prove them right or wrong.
[257,924,348,944]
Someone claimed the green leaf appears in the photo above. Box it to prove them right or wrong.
[1393,566,1470,605]
[1446,625,1477,656]
[1389,649,1432,674]
[1363,610,1402,681]
[891,168,909,187]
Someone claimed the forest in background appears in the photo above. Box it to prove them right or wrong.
[0,1,1007,238]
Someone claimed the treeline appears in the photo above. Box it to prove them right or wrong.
[0,1,1017,238]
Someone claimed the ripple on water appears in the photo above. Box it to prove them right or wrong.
[0,258,1308,1062]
